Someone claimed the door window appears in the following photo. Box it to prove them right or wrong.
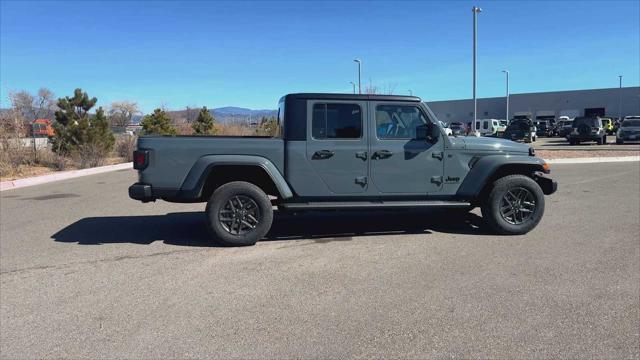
[483,121,489,129]
[475,121,480,130]
[312,103,362,139]
[375,105,428,139]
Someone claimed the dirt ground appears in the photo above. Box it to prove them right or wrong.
[1,157,126,182]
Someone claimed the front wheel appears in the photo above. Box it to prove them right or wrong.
[205,181,273,246]
[481,175,545,235]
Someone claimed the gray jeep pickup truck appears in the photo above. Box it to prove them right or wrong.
[130,93,557,246]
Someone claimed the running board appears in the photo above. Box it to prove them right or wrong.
[280,200,471,210]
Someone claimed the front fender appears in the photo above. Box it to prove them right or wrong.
[180,155,293,200]
[456,155,547,199]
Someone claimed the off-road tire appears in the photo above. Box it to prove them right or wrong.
[616,139,624,145]
[603,135,607,144]
[205,181,273,246]
[481,175,545,235]
[596,137,603,145]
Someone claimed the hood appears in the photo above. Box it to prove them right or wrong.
[459,136,530,154]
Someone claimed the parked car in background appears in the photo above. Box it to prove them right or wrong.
[474,119,506,137]
[449,122,466,136]
[535,120,553,137]
[439,121,453,136]
[555,117,574,138]
[600,117,615,135]
[616,117,640,144]
[504,118,536,143]
[568,117,606,145]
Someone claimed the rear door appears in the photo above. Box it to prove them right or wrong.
[305,100,368,194]
[369,102,444,194]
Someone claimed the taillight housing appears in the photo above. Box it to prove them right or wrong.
[133,150,149,170]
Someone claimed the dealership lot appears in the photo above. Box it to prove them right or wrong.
[1,163,639,358]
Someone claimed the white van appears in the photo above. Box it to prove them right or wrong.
[474,119,506,136]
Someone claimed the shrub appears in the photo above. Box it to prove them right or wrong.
[116,135,137,161]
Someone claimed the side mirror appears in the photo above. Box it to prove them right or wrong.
[416,123,439,143]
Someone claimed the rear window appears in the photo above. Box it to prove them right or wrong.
[312,103,362,139]
[573,117,600,127]
[622,120,640,127]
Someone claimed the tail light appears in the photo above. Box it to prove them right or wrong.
[133,150,149,170]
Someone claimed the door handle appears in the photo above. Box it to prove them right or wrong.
[355,151,368,160]
[312,150,335,160]
[373,150,393,159]
[432,151,443,161]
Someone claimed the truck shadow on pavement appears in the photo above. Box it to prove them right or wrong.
[51,210,490,247]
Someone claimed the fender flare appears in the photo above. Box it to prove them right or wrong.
[179,155,293,200]
[456,155,547,199]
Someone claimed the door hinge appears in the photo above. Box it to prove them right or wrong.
[430,176,443,186]
[355,176,368,186]
[432,151,443,161]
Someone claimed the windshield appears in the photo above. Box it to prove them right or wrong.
[622,120,640,127]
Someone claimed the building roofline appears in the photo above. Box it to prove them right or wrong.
[426,86,640,103]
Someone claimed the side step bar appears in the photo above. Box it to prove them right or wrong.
[279,200,471,210]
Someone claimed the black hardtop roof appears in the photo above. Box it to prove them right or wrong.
[280,93,422,103]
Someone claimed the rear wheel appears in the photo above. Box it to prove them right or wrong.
[481,175,545,235]
[596,137,603,145]
[205,181,273,246]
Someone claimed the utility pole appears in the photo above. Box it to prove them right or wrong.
[354,59,362,94]
[502,70,510,121]
[472,6,482,124]
[618,75,623,121]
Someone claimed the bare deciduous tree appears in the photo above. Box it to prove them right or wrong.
[35,88,56,119]
[9,91,36,120]
[108,101,141,127]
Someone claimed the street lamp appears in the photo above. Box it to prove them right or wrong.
[408,89,413,96]
[502,70,509,121]
[349,81,356,94]
[353,58,362,94]
[618,75,623,121]
[472,6,482,124]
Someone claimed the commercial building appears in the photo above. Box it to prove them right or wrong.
[426,87,640,123]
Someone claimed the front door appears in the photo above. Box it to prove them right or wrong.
[306,100,368,194]
[369,102,444,194]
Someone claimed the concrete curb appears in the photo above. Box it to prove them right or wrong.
[1,162,132,191]
[546,156,640,164]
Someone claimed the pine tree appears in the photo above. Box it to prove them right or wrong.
[140,108,177,135]
[192,106,217,135]
[87,107,115,153]
[51,88,98,155]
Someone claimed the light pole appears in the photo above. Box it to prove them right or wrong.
[353,58,362,94]
[349,81,356,94]
[502,70,509,121]
[618,75,623,121]
[472,6,482,124]
[408,89,413,96]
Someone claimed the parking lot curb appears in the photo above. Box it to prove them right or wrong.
[546,156,640,164]
[1,162,133,191]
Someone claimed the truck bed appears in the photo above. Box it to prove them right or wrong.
[137,136,285,190]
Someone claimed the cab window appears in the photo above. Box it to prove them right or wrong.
[312,103,362,139]
[375,105,428,139]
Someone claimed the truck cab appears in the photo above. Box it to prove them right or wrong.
[130,93,557,246]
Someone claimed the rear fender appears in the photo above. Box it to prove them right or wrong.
[180,155,293,200]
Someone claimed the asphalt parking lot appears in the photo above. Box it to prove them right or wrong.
[1,163,639,358]
[532,135,640,150]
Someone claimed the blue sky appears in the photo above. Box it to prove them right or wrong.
[1,0,638,112]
